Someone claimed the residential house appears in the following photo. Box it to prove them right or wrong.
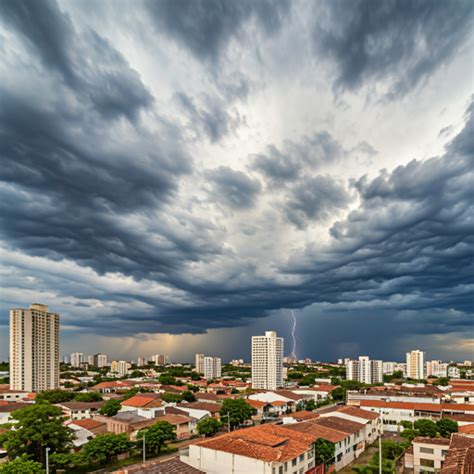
[407,437,450,473]
[56,401,104,420]
[180,423,319,474]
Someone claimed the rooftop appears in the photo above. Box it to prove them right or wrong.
[194,423,315,462]
[313,416,365,435]
[413,437,450,445]
[287,419,347,443]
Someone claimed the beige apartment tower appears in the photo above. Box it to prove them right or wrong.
[10,304,60,392]
[252,331,284,390]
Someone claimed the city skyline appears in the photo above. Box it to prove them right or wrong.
[1,0,473,362]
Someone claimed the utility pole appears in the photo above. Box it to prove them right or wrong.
[221,413,231,432]
[142,432,146,464]
[45,447,50,474]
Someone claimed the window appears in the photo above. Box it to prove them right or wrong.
[299,454,304,462]
[420,459,435,468]
[292,459,297,467]
[420,447,434,454]
[279,467,283,474]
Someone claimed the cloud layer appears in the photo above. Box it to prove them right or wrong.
[1,0,473,360]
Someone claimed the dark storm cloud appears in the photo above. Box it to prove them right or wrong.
[146,0,290,65]
[284,175,353,229]
[206,166,261,209]
[314,0,473,96]
[0,0,153,121]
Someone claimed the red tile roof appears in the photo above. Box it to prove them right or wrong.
[177,402,220,413]
[338,406,380,420]
[460,425,474,435]
[121,395,162,408]
[69,418,106,430]
[285,410,320,421]
[359,400,474,412]
[287,419,347,443]
[313,416,364,435]
[194,424,315,462]
[413,437,450,445]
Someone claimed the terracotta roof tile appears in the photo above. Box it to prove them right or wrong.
[194,424,315,462]
[313,416,364,434]
[70,418,106,430]
[287,419,347,443]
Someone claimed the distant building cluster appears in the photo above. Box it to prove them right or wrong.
[195,354,222,380]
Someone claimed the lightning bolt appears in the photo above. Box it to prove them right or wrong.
[289,309,297,360]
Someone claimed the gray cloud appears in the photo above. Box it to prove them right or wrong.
[284,176,353,229]
[146,0,290,65]
[0,0,153,122]
[206,166,262,209]
[314,0,473,97]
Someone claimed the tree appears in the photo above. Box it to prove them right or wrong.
[314,438,335,466]
[130,370,145,378]
[414,419,438,438]
[49,452,78,471]
[35,389,74,404]
[99,399,121,417]
[158,374,176,385]
[331,387,344,401]
[2,403,73,465]
[197,417,222,437]
[74,392,103,402]
[436,418,458,438]
[190,373,201,381]
[381,440,404,460]
[305,399,316,411]
[0,455,44,473]
[136,421,176,455]
[160,392,182,403]
[220,399,254,429]
[182,391,196,403]
[80,433,131,466]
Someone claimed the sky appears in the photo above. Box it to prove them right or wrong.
[0,0,473,363]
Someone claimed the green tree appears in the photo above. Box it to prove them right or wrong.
[0,455,44,473]
[136,421,176,455]
[182,391,196,403]
[314,438,335,466]
[330,387,344,401]
[80,433,131,466]
[130,370,145,378]
[158,374,176,385]
[2,403,73,465]
[436,418,458,438]
[74,392,103,402]
[197,417,222,437]
[35,390,74,404]
[414,419,438,437]
[190,373,201,381]
[220,399,254,429]
[49,452,78,471]
[305,399,316,411]
[160,392,183,403]
[381,440,404,460]
[99,399,121,417]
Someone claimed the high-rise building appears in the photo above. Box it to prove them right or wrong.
[70,352,84,368]
[93,353,108,368]
[203,357,222,380]
[63,355,68,364]
[150,354,168,366]
[137,356,146,367]
[10,304,60,392]
[406,350,425,379]
[251,331,284,390]
[195,353,204,374]
[346,356,383,384]
[426,360,448,378]
[117,360,130,377]
[87,354,94,366]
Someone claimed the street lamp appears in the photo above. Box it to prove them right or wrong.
[45,447,50,474]
[142,432,146,464]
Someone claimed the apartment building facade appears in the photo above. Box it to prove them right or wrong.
[251,331,284,390]
[346,356,383,384]
[10,304,60,392]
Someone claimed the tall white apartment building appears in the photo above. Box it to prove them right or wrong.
[113,360,130,377]
[251,331,284,390]
[150,354,168,366]
[10,304,60,392]
[426,360,448,378]
[203,357,222,380]
[87,354,94,366]
[383,362,397,374]
[70,352,84,368]
[195,353,204,374]
[137,356,146,367]
[346,356,383,384]
[93,353,108,368]
[406,350,425,379]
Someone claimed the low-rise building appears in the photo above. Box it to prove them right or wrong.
[440,433,474,473]
[56,401,104,420]
[0,385,29,402]
[409,437,450,473]
[181,424,319,474]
